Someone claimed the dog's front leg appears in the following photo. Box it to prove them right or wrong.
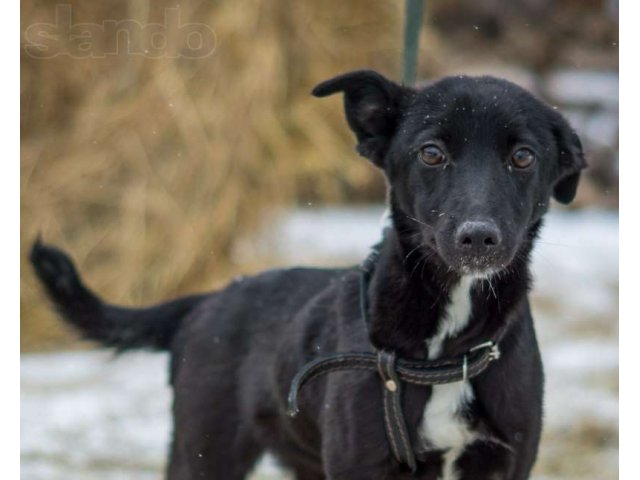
[320,371,433,480]
[319,371,399,480]
[454,440,514,480]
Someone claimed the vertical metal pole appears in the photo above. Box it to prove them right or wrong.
[403,0,425,86]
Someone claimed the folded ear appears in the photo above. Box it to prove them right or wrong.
[551,118,587,204]
[312,70,406,167]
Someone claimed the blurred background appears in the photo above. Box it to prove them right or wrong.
[21,1,618,479]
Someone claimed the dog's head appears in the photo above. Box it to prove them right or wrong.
[313,70,586,277]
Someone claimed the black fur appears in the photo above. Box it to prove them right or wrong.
[30,70,586,479]
[29,238,205,351]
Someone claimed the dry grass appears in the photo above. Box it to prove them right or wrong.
[21,0,406,350]
[21,1,616,350]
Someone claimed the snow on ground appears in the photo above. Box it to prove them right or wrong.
[21,207,618,480]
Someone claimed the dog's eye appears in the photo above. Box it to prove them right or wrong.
[511,148,536,169]
[419,145,447,166]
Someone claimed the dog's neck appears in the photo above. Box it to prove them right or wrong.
[366,205,538,360]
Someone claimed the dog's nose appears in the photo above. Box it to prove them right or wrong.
[455,221,502,252]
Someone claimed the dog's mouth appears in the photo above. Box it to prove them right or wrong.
[423,226,517,277]
[456,256,503,278]
[443,253,514,278]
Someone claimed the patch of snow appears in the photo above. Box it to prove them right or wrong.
[22,206,618,479]
[545,339,618,375]
[531,209,618,317]
[21,351,172,475]
[234,205,386,265]
[545,70,619,109]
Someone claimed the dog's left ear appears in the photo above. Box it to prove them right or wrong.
[551,118,587,204]
[312,70,406,167]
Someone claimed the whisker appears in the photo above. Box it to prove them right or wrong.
[405,215,431,228]
[409,252,429,280]
[403,243,425,264]
[420,255,430,282]
[534,240,575,248]
[487,277,498,300]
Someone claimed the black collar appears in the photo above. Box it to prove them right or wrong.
[287,250,502,473]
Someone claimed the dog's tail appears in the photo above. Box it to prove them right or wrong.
[29,239,205,351]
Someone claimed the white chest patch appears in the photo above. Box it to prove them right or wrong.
[418,276,476,480]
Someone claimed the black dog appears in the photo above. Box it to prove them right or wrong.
[30,70,585,480]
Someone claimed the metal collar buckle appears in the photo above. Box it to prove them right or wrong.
[469,340,501,360]
[463,341,501,381]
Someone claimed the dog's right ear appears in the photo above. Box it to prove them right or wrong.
[312,70,405,167]
[551,120,587,205]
